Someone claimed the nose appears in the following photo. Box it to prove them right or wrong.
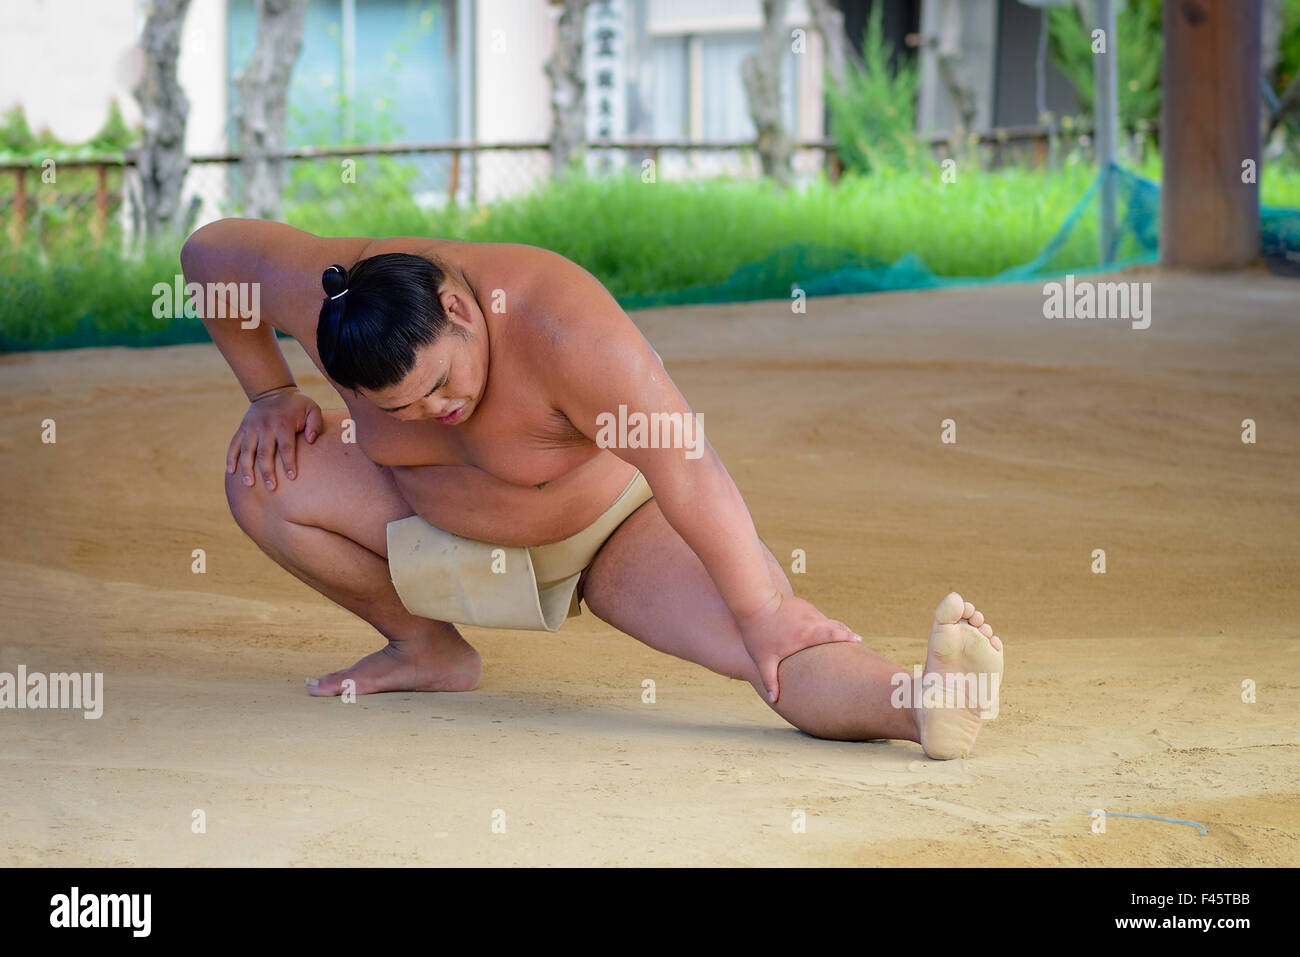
[419,397,456,420]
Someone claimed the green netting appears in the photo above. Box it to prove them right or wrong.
[0,312,236,353]
[618,166,1298,309]
[3,166,1297,353]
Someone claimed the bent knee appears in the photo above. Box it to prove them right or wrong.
[225,467,280,535]
[224,450,312,530]
[223,411,355,517]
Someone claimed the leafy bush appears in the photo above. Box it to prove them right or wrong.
[1280,0,1300,92]
[1048,0,1163,133]
[283,154,433,236]
[0,101,135,162]
[0,102,137,258]
[824,4,920,175]
[0,242,184,349]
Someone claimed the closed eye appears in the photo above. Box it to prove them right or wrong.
[379,369,449,413]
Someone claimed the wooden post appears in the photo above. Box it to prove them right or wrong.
[1095,0,1118,264]
[94,163,109,244]
[448,150,460,207]
[13,167,27,245]
[1160,0,1262,268]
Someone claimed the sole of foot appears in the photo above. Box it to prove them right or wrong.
[918,591,1004,760]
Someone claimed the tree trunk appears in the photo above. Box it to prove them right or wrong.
[1262,0,1283,131]
[935,0,976,134]
[235,0,307,221]
[545,0,593,179]
[1268,69,1300,134]
[1262,0,1283,83]
[743,0,793,186]
[133,0,193,244]
[807,0,853,91]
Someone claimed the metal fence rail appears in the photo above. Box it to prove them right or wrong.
[1,126,1097,252]
[3,140,841,251]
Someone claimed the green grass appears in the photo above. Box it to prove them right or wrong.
[288,154,1300,299]
[0,243,188,350]
[288,160,1108,296]
[1132,148,1300,206]
[3,152,1299,350]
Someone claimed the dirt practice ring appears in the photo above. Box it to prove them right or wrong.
[2,270,1297,866]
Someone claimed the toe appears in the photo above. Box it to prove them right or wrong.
[308,671,348,696]
[935,592,965,624]
[978,623,993,638]
[990,634,1003,651]
[962,601,975,620]
[969,609,984,628]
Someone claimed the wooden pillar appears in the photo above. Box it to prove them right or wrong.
[12,167,27,245]
[448,150,461,207]
[1095,0,1118,263]
[94,163,109,244]
[1160,0,1261,268]
[470,148,478,209]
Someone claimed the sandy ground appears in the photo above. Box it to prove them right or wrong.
[1,269,1298,867]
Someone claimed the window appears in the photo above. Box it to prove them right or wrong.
[227,0,457,145]
[648,36,688,138]
[648,30,798,141]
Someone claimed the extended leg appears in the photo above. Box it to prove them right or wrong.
[579,501,1004,756]
[225,410,482,695]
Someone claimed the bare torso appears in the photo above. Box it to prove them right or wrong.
[289,238,639,546]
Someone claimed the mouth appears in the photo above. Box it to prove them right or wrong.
[434,404,466,425]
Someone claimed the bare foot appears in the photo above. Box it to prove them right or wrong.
[915,592,1004,759]
[306,631,482,697]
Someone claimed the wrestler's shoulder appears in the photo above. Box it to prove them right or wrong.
[459,241,587,289]
[359,237,558,265]
[359,239,625,348]
[478,245,624,326]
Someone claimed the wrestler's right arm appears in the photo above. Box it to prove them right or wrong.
[180,218,371,489]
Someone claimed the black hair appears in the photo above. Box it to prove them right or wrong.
[316,253,463,392]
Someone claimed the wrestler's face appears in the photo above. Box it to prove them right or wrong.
[360,281,488,425]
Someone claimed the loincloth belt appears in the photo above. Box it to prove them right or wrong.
[386,470,653,631]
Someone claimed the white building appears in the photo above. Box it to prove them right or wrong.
[2,0,832,222]
[1,1,1075,228]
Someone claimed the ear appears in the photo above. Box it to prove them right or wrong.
[438,285,471,320]
[438,285,478,339]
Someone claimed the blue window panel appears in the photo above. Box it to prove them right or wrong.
[354,1,456,143]
[228,0,349,146]
[227,1,458,202]
[700,32,798,141]
[647,31,799,143]
[649,36,688,139]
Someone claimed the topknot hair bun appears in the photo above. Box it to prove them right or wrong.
[322,264,349,298]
